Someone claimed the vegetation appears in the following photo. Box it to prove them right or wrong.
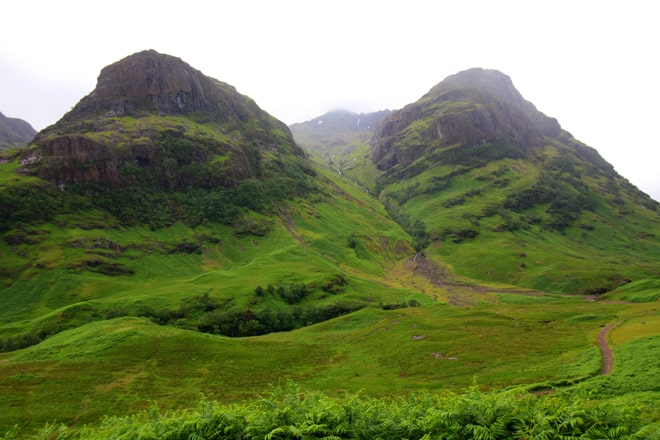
[7,382,657,439]
[368,132,660,293]
[1,131,317,233]
[1,65,659,438]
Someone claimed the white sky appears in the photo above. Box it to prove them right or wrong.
[1,0,658,200]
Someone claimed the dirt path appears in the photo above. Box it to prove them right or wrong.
[282,213,307,247]
[598,321,620,375]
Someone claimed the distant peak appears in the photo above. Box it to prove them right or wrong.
[326,108,356,115]
[0,111,37,150]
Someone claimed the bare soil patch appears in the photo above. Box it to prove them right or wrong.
[598,321,620,375]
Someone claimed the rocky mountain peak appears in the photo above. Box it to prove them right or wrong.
[425,68,524,106]
[21,50,305,189]
[372,68,562,171]
[93,50,202,99]
[61,49,246,120]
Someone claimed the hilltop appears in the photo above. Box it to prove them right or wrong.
[2,50,315,230]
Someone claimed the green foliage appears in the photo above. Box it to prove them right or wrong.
[115,275,358,337]
[13,382,652,439]
[381,198,429,252]
[435,141,527,168]
[576,336,660,398]
[604,277,660,303]
[0,181,62,231]
[321,273,348,294]
[503,164,596,231]
[346,233,358,249]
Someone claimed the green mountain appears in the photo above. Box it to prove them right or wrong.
[0,111,36,150]
[301,68,659,295]
[4,49,316,231]
[0,49,411,327]
[0,59,658,436]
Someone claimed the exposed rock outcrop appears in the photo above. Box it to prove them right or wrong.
[372,68,561,171]
[22,50,304,187]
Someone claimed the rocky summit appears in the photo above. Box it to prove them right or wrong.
[19,50,306,188]
[372,68,562,171]
[67,49,261,119]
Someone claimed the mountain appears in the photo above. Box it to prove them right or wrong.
[25,49,307,188]
[0,111,36,150]
[290,109,390,187]
[0,49,412,364]
[291,109,391,152]
[1,61,659,435]
[372,68,562,172]
[299,69,660,294]
[3,50,315,229]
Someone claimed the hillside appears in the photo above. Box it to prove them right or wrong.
[301,68,660,294]
[0,52,422,432]
[0,59,658,436]
[0,49,414,334]
[290,109,390,186]
[0,111,36,150]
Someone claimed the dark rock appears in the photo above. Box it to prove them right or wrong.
[22,50,304,188]
[372,68,562,172]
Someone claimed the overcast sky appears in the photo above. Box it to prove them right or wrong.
[1,0,658,200]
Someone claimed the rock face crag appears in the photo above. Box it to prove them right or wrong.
[372,68,562,171]
[66,49,249,119]
[22,50,302,187]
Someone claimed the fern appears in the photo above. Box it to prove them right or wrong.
[21,382,654,439]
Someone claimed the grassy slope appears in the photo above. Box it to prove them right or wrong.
[1,151,658,434]
[0,162,410,431]
[295,112,660,295]
[377,146,660,293]
[1,293,657,433]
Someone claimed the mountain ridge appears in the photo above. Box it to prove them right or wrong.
[0,111,36,150]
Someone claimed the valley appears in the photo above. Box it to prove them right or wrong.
[0,51,658,438]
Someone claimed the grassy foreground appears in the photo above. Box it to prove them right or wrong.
[6,381,659,439]
[1,295,658,437]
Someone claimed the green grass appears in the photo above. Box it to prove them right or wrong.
[1,296,657,436]
[0,317,336,431]
[2,132,659,436]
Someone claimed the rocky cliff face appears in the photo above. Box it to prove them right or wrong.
[0,112,36,150]
[23,50,304,188]
[63,50,259,122]
[372,68,561,171]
